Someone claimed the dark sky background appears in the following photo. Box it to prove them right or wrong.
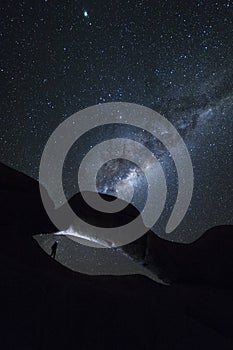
[0,0,232,252]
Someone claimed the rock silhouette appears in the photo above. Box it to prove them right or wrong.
[0,162,233,349]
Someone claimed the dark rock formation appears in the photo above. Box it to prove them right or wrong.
[1,162,233,349]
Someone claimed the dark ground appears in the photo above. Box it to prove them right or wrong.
[0,162,233,349]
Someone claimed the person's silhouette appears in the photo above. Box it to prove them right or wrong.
[50,241,58,259]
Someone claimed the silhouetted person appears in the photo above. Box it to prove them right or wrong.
[50,241,58,259]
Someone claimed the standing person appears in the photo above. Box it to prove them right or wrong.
[50,241,58,259]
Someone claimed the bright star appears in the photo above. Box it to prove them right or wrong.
[84,11,88,17]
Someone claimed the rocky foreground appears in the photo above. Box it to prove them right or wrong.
[1,162,233,349]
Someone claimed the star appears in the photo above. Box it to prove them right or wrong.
[1,0,232,277]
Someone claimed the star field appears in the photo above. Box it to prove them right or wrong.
[0,1,233,275]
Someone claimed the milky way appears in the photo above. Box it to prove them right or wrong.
[1,1,232,277]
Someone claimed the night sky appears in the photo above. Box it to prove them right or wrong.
[1,1,233,277]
